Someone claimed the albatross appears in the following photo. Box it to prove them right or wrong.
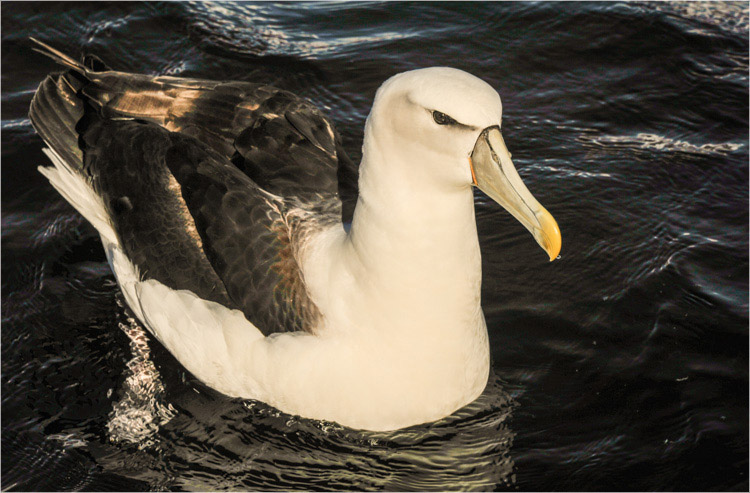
[29,39,561,431]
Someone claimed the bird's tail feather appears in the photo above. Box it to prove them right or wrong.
[29,73,85,173]
[28,37,112,174]
[30,37,89,75]
[29,40,118,243]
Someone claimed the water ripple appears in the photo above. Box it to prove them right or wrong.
[578,132,744,156]
[2,1,747,491]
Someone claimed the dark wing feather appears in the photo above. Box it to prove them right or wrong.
[164,136,327,335]
[79,117,236,309]
[90,75,359,213]
[30,39,357,209]
[79,115,317,334]
[37,44,359,213]
[28,39,354,334]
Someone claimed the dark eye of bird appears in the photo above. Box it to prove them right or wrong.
[432,110,457,126]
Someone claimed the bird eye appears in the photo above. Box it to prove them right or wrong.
[432,111,457,126]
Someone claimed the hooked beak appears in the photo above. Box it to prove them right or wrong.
[470,126,561,261]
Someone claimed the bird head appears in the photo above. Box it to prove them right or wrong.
[367,67,561,261]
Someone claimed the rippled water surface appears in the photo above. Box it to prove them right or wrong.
[2,2,748,491]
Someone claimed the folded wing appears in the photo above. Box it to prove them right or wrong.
[29,39,355,334]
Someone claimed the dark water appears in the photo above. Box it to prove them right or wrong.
[2,1,748,490]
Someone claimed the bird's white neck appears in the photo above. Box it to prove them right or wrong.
[312,122,486,346]
[355,148,479,287]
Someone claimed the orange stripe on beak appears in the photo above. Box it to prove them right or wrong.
[469,156,478,186]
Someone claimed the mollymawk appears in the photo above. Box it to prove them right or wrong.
[29,39,561,431]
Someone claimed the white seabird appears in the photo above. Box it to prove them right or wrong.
[29,39,561,431]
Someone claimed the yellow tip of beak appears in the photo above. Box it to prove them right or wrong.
[537,208,562,262]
